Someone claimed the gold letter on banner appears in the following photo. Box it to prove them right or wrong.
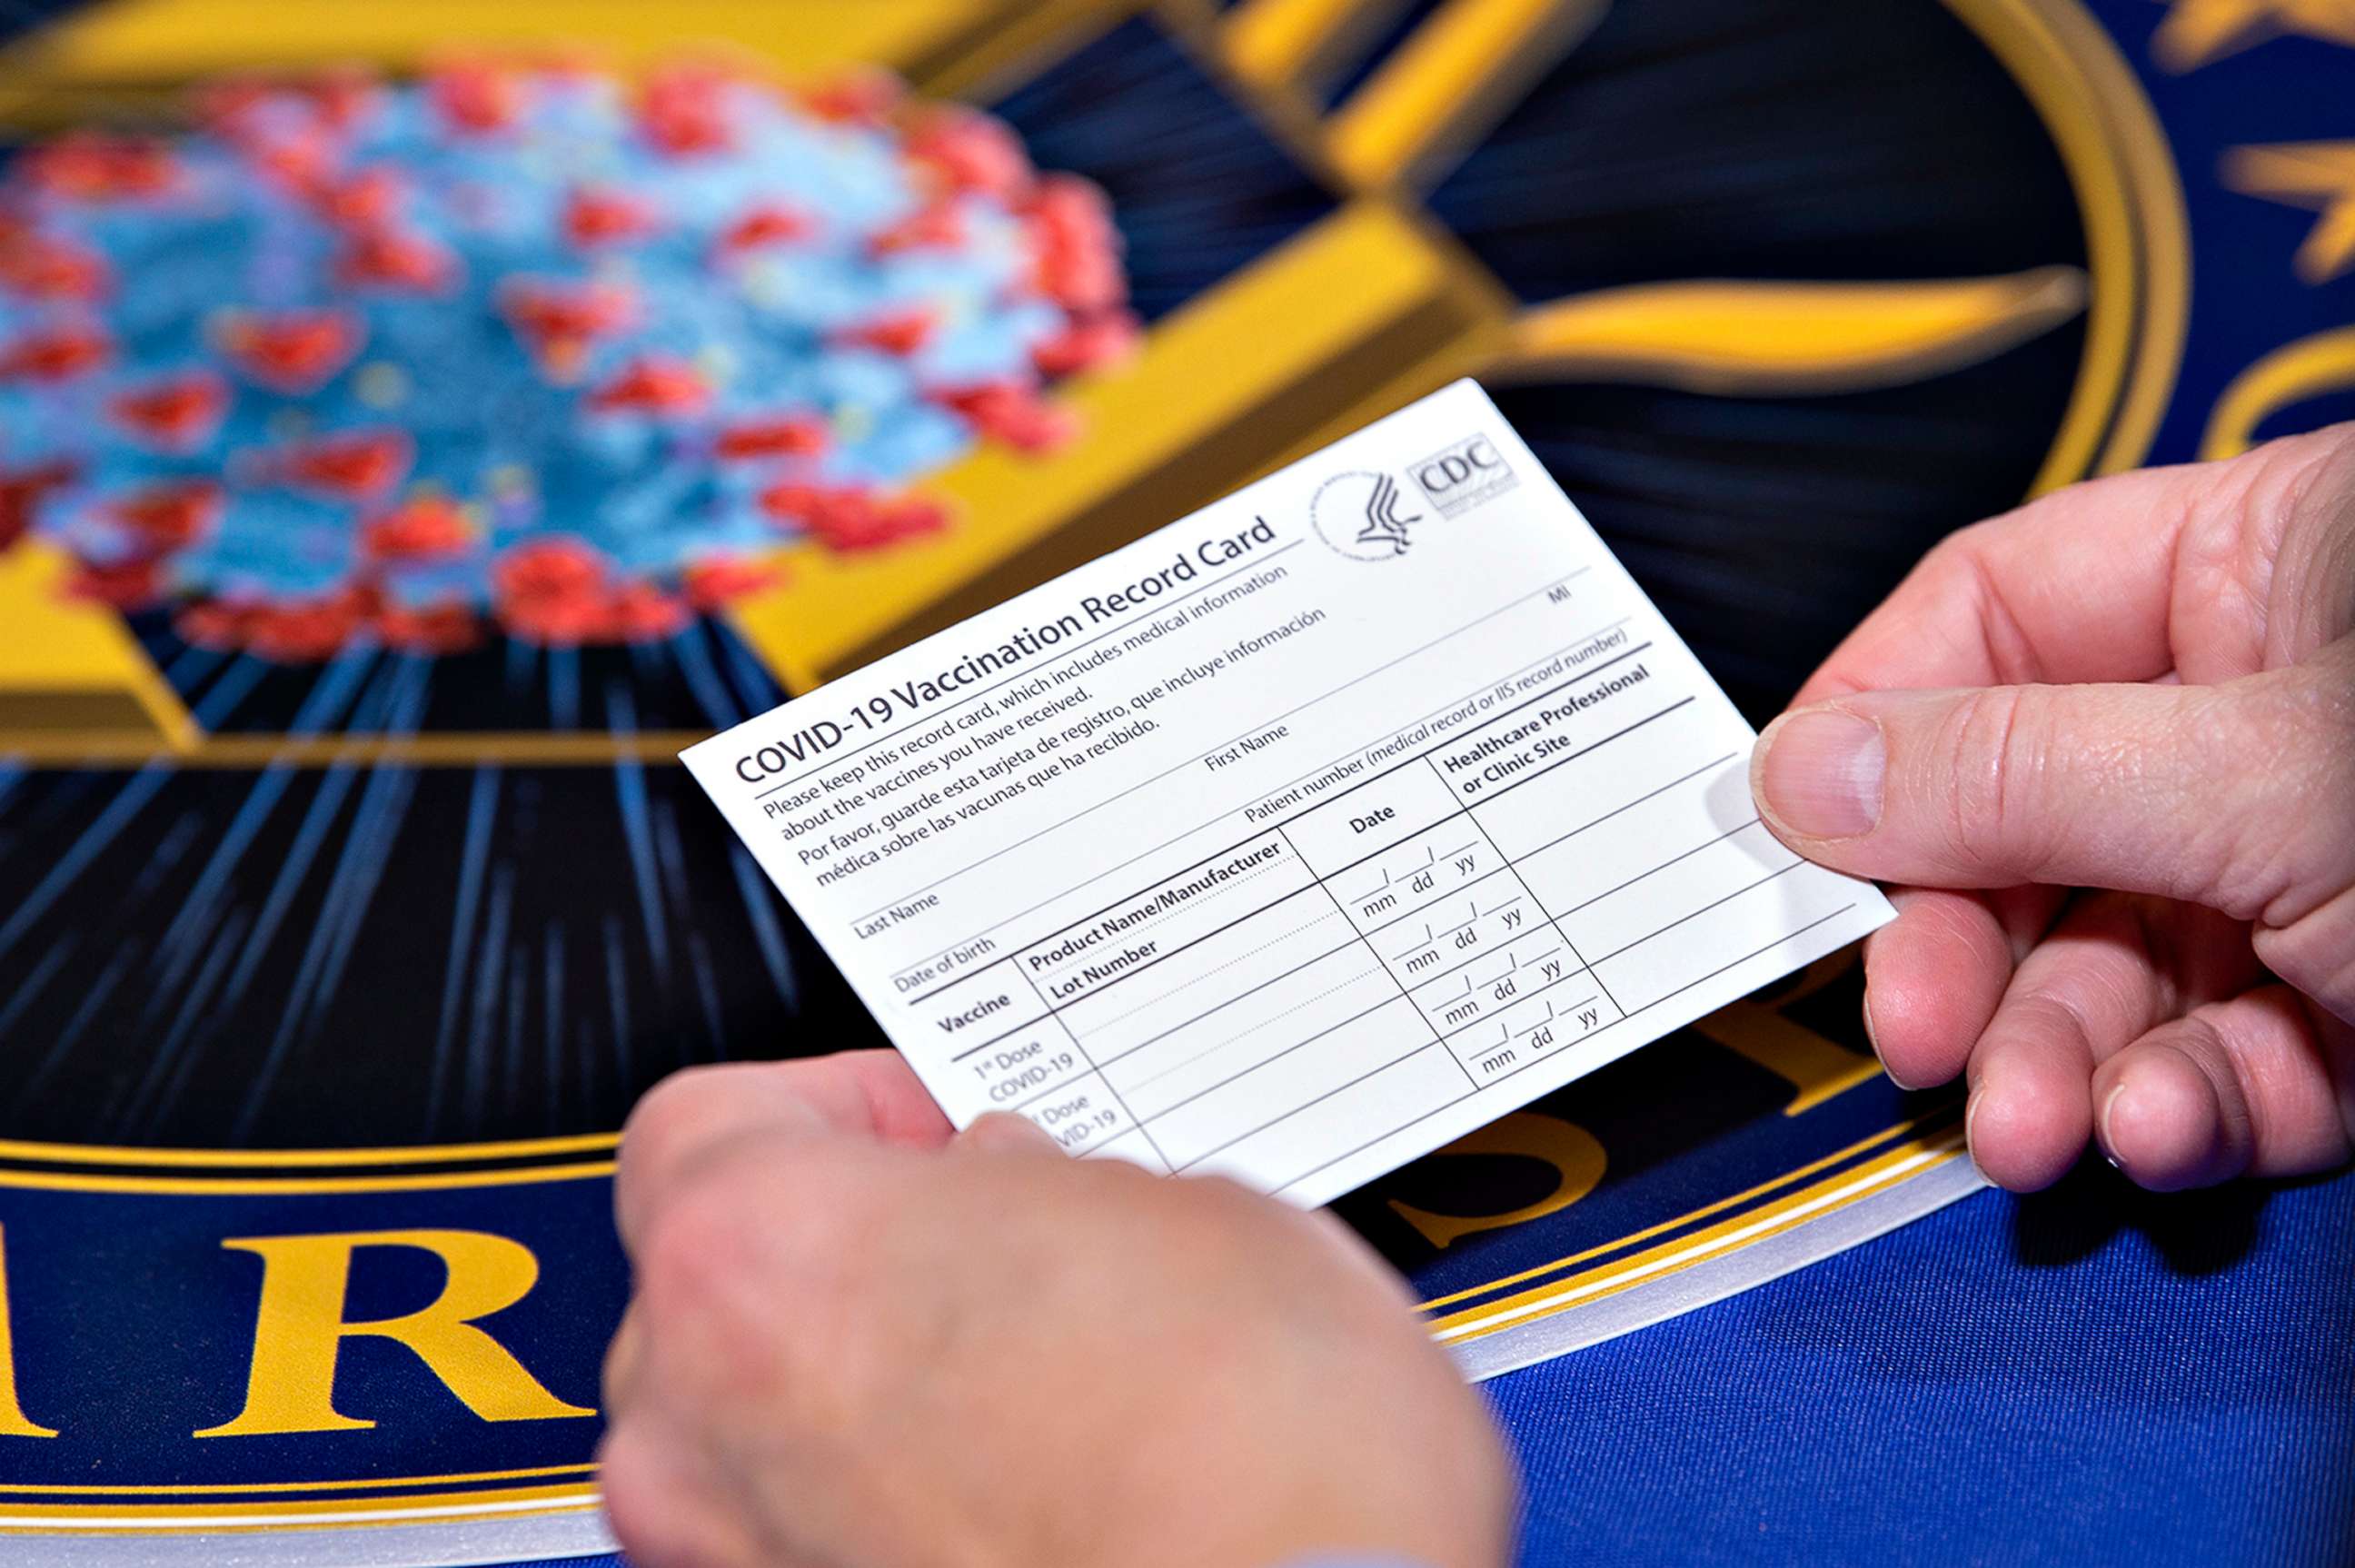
[196,1229,594,1437]
[0,1227,59,1438]
[1389,1113,1607,1249]
[1692,953,1881,1116]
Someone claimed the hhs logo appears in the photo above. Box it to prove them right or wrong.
[1311,469,1424,560]
[1411,433,1517,517]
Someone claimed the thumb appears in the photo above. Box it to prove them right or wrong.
[953,1110,1069,1156]
[1749,668,2350,917]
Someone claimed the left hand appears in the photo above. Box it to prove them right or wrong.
[599,1050,1515,1568]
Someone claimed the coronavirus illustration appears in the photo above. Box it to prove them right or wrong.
[0,60,1136,659]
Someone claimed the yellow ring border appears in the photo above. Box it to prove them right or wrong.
[0,1484,601,1532]
[1431,1130,1970,1343]
[1942,0,2189,492]
[0,1159,616,1196]
[1416,1111,1943,1314]
[0,1464,595,1499]
[0,1132,617,1169]
[2200,324,2355,460]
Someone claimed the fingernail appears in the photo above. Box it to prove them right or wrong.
[1861,993,1913,1090]
[2096,1084,2126,1168]
[1756,710,1884,839]
[1860,991,1916,1089]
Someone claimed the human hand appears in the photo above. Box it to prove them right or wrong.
[600,1049,1515,1568]
[1749,425,2354,1192]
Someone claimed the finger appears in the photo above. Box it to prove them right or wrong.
[2093,986,2355,1190]
[2254,878,2355,1027]
[616,1052,949,1250]
[1863,884,2062,1088]
[1792,424,2354,702]
[1796,469,2182,700]
[1963,895,2180,1190]
[1753,656,2355,916]
[599,1421,764,1568]
[953,1110,1068,1156]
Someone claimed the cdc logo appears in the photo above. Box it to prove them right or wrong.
[1412,434,1517,517]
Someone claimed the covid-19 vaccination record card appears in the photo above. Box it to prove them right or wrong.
[684,382,1893,1206]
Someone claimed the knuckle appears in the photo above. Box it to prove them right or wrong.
[620,1067,736,1183]
[635,1178,766,1343]
[2253,920,2355,1028]
[2278,652,2355,751]
[2205,423,2355,581]
[598,1430,737,1568]
[1922,519,2004,580]
[630,1176,833,1415]
[664,1153,876,1331]
[1168,1174,1398,1305]
[1920,522,2039,681]
[1934,684,2052,874]
[596,1443,663,1559]
[2209,666,2355,921]
[2169,1013,2260,1156]
[2004,991,2101,1060]
[2248,663,2350,777]
[2241,422,2355,518]
[1165,1172,1289,1242]
[1910,530,1977,590]
[595,1432,674,1562]
[1171,1170,1263,1214]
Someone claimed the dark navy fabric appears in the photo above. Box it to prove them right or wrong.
[1494,1165,2355,1567]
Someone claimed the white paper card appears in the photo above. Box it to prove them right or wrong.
[683,382,1893,1206]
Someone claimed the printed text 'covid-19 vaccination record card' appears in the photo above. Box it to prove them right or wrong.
[684,382,1893,1206]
